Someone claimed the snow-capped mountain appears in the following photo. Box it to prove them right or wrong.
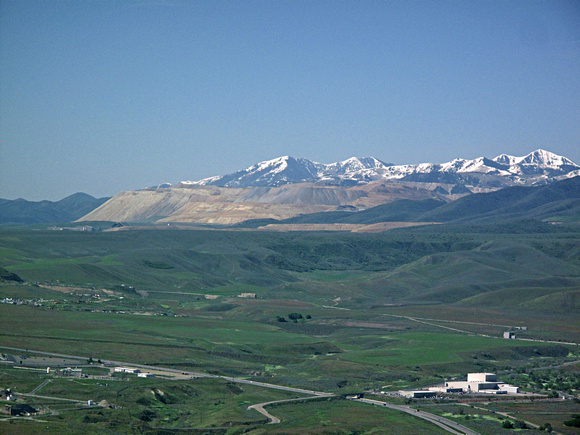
[180,150,579,189]
[181,156,393,188]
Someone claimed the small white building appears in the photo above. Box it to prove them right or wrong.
[138,373,155,378]
[114,367,141,374]
[499,384,519,394]
[399,390,436,399]
[238,293,257,298]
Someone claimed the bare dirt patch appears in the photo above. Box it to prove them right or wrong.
[257,222,434,232]
[233,299,314,308]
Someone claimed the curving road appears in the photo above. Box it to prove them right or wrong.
[247,396,335,424]
[352,398,479,435]
[248,402,281,424]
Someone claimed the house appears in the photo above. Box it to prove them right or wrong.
[238,293,257,298]
[4,404,37,416]
[0,389,14,401]
[504,331,516,339]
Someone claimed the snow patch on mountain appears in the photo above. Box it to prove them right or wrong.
[179,149,579,189]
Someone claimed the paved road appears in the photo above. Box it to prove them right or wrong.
[222,377,334,397]
[30,379,51,394]
[248,396,336,424]
[353,398,479,435]
[248,402,281,424]
[383,315,578,346]
[16,393,84,403]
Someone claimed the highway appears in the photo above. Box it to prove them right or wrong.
[352,398,479,435]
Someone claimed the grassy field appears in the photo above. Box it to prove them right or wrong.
[0,225,579,432]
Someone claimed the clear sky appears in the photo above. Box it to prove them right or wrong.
[1,0,579,200]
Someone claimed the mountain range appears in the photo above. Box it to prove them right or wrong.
[2,150,578,226]
[78,149,579,225]
[181,149,579,189]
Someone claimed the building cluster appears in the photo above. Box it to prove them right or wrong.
[55,367,85,377]
[238,293,257,298]
[399,373,520,398]
[3,403,38,416]
[1,297,46,307]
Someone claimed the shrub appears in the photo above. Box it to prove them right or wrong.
[502,420,514,429]
[563,414,580,428]
[139,409,156,422]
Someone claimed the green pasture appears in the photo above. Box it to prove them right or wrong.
[262,399,449,434]
[337,332,543,367]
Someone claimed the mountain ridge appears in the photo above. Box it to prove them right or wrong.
[79,149,580,225]
[180,149,579,189]
[0,193,110,225]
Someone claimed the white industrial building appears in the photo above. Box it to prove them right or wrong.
[430,372,519,394]
[399,390,437,399]
[114,367,141,374]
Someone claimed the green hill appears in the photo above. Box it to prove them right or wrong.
[232,176,580,228]
[0,192,109,224]
[418,176,580,223]
[1,223,579,313]
[361,239,580,306]
[280,199,445,224]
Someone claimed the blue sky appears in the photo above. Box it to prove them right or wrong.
[1,0,579,200]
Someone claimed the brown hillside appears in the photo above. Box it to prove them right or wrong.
[78,181,469,225]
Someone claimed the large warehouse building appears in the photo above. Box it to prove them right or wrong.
[430,372,519,394]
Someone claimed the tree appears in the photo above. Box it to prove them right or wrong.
[513,419,526,429]
[502,420,514,429]
[563,414,580,428]
[288,313,303,321]
[139,409,156,422]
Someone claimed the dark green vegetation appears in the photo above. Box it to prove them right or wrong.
[1,188,579,432]
[0,192,109,225]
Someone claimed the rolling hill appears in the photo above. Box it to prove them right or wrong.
[0,193,110,224]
